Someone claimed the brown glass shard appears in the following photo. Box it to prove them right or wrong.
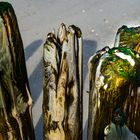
[0,2,35,140]
[43,23,83,140]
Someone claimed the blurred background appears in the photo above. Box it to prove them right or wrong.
[3,0,140,139]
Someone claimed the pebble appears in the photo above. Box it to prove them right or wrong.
[104,19,109,24]
[82,9,86,13]
[91,29,95,33]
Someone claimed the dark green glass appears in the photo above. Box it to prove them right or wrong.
[88,26,140,140]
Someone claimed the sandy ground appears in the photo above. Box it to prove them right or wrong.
[2,0,140,139]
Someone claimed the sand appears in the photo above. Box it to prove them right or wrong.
[2,0,140,139]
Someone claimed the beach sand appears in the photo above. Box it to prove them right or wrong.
[2,0,140,139]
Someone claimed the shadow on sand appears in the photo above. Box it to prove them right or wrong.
[35,114,43,140]
[83,40,98,140]
[25,39,43,61]
[83,40,97,81]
